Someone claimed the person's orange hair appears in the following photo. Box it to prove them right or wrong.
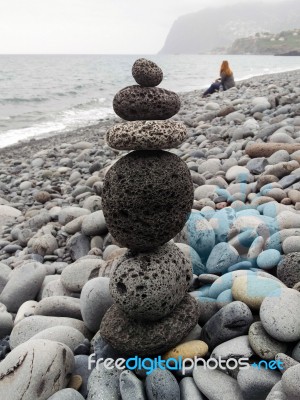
[220,60,232,77]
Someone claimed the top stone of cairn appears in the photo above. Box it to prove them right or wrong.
[132,58,163,87]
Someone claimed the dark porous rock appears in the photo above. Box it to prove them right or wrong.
[277,252,300,287]
[132,58,163,87]
[106,120,187,150]
[102,150,194,251]
[113,86,180,121]
[109,243,192,321]
[100,294,200,356]
[200,301,253,349]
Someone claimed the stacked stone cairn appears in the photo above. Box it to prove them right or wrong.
[100,58,200,356]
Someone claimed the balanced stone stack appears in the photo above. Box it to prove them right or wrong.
[100,58,199,356]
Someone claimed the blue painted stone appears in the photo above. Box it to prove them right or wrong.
[260,183,278,196]
[257,249,281,270]
[176,243,206,275]
[216,188,231,200]
[206,243,239,274]
[265,232,283,252]
[236,210,261,218]
[191,285,212,298]
[209,208,236,243]
[186,211,215,259]
[228,261,253,272]
[234,230,258,249]
[200,209,216,221]
[217,289,233,302]
[261,203,281,218]
[209,271,255,299]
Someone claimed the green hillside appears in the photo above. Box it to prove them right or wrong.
[228,29,300,55]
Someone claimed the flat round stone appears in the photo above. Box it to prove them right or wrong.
[106,120,187,150]
[100,295,200,356]
[260,288,300,342]
[102,150,194,251]
[113,86,180,121]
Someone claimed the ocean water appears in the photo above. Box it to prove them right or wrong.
[0,54,300,148]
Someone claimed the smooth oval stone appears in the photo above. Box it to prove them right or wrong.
[228,261,252,272]
[206,243,239,274]
[0,262,46,313]
[35,296,82,319]
[260,288,300,342]
[249,322,288,360]
[185,211,215,260]
[61,258,105,292]
[0,303,13,337]
[81,277,113,332]
[283,236,300,254]
[266,229,300,252]
[193,366,244,400]
[275,353,299,373]
[216,289,233,302]
[14,300,38,325]
[10,315,90,349]
[110,243,192,321]
[280,364,300,400]
[48,389,85,400]
[257,249,281,270]
[30,326,85,352]
[292,341,300,362]
[237,366,281,400]
[113,86,180,120]
[211,335,253,360]
[146,369,180,400]
[266,381,288,400]
[277,252,300,287]
[132,58,163,87]
[180,377,204,400]
[106,120,187,150]
[0,339,74,400]
[209,207,236,242]
[180,324,202,343]
[209,270,255,298]
[102,150,193,251]
[119,370,146,400]
[87,362,121,400]
[191,285,211,298]
[200,301,253,349]
[163,340,208,361]
[100,295,199,356]
[232,275,285,310]
[81,210,107,236]
[175,243,206,275]
[0,262,12,293]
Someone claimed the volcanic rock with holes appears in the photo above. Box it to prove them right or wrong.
[100,59,197,356]
[107,57,185,151]
[109,243,193,321]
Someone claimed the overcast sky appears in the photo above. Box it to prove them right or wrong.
[0,0,286,54]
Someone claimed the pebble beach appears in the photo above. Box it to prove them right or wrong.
[0,66,300,399]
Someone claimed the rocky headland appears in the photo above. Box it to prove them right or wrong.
[0,66,300,399]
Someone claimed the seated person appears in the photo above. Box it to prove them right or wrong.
[203,60,235,97]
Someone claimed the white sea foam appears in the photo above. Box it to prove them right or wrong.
[0,106,114,148]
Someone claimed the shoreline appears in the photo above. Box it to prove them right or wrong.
[1,68,300,156]
[0,59,300,399]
